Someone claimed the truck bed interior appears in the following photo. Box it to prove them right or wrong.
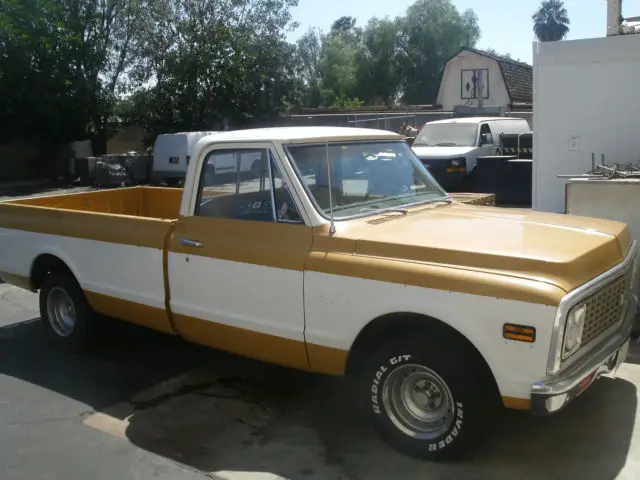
[8,186,184,219]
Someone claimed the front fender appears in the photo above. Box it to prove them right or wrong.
[303,269,557,401]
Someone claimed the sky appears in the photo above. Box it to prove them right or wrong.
[286,0,640,65]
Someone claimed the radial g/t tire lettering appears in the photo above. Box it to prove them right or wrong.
[362,335,492,461]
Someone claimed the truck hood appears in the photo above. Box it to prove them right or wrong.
[412,145,476,159]
[346,204,631,295]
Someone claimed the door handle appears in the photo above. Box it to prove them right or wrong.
[179,238,203,248]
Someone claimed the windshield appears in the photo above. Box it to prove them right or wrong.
[286,140,448,220]
[413,123,478,147]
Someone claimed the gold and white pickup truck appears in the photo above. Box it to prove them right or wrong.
[0,126,637,460]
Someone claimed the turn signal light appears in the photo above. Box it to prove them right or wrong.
[503,324,536,343]
[446,167,466,173]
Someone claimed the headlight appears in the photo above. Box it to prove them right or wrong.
[450,159,460,167]
[562,303,586,359]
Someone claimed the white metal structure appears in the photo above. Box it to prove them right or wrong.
[532,33,640,213]
[565,178,640,329]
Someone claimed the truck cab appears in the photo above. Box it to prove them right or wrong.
[411,117,531,190]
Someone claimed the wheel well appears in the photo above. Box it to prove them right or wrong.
[345,312,499,393]
[30,254,74,291]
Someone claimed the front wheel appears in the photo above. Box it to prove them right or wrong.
[362,336,491,461]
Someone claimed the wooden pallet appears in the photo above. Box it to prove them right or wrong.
[450,192,496,207]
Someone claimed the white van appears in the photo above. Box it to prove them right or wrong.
[411,117,531,190]
[152,131,219,185]
[152,131,264,185]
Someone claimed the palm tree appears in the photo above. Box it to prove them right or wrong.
[532,0,571,42]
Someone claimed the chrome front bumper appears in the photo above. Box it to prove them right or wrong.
[530,292,637,415]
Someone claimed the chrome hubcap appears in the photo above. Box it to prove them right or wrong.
[46,287,76,337]
[382,364,455,439]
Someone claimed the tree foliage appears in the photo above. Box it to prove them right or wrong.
[0,0,489,152]
[397,0,480,105]
[125,0,301,136]
[532,0,570,42]
[294,0,480,108]
[0,0,146,148]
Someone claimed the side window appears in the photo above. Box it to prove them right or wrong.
[270,159,304,224]
[479,124,493,145]
[196,148,302,224]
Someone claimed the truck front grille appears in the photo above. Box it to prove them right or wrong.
[579,273,631,350]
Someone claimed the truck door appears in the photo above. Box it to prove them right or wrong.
[166,142,313,370]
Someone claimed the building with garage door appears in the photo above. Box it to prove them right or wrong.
[436,48,533,111]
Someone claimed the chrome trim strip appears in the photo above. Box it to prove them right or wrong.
[533,292,636,405]
[546,240,638,375]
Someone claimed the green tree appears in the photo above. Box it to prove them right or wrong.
[484,48,513,60]
[532,0,570,42]
[397,0,480,105]
[128,0,301,136]
[294,28,325,108]
[0,0,87,145]
[355,17,404,105]
[0,0,146,153]
[318,17,363,107]
[331,16,357,35]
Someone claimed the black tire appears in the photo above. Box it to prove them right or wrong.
[362,335,493,461]
[39,270,97,353]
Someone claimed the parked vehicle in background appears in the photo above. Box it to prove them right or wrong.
[152,131,219,185]
[411,117,531,191]
[153,131,266,186]
[0,126,636,462]
[93,157,130,188]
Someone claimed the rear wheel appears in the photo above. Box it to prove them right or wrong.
[362,335,493,461]
[39,270,97,353]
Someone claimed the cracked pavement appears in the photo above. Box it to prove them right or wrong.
[2,283,640,479]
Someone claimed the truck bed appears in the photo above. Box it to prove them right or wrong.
[6,186,184,219]
[0,187,182,320]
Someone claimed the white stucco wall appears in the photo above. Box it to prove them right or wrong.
[436,51,510,110]
[532,34,640,213]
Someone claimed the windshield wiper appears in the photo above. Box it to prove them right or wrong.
[434,142,457,146]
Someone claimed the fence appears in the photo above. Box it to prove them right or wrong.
[347,113,418,131]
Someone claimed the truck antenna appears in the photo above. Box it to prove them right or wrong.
[325,141,336,235]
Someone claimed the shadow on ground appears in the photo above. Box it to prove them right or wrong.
[1,317,638,480]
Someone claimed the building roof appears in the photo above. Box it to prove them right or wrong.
[197,126,403,145]
[449,47,533,105]
[427,116,528,125]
